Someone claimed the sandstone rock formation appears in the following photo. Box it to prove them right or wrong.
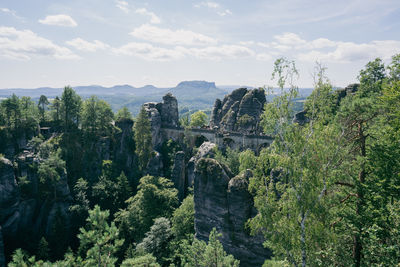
[143,93,180,149]
[194,157,270,266]
[210,88,266,134]
[114,119,138,182]
[294,83,360,125]
[171,151,186,201]
[0,226,4,267]
[0,153,72,261]
[187,142,216,188]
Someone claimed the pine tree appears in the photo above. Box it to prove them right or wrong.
[181,228,240,267]
[134,106,153,173]
[38,95,49,122]
[78,205,123,266]
[37,237,50,260]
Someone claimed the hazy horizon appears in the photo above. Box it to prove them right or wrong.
[1,0,399,88]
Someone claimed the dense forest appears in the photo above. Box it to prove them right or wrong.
[0,54,399,267]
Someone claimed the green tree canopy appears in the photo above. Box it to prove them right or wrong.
[78,205,123,267]
[60,86,82,131]
[115,106,133,122]
[190,110,208,127]
[117,175,178,244]
[134,106,153,173]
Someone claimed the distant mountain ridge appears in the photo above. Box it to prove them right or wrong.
[0,81,313,115]
[0,81,230,115]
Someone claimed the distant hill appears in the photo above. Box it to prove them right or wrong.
[0,81,314,115]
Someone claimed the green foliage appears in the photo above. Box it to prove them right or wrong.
[181,228,240,267]
[160,139,182,178]
[236,114,254,127]
[136,217,172,265]
[78,205,123,267]
[38,95,49,122]
[92,167,132,214]
[251,60,343,267]
[214,146,240,176]
[261,57,299,135]
[117,175,178,244]
[134,106,153,173]
[238,149,256,173]
[115,106,133,122]
[81,95,114,137]
[37,150,66,199]
[171,195,195,240]
[303,62,336,123]
[190,110,208,127]
[121,254,160,267]
[50,96,61,121]
[8,249,36,267]
[36,237,50,261]
[60,86,82,131]
[263,259,290,267]
[179,114,190,127]
[70,178,90,229]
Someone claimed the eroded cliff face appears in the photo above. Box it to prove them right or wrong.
[114,119,139,183]
[0,152,71,262]
[210,88,266,134]
[0,226,4,267]
[194,157,270,266]
[143,93,180,150]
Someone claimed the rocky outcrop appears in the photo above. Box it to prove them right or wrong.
[295,83,360,125]
[147,151,164,177]
[210,88,266,134]
[114,119,138,182]
[194,157,270,266]
[187,142,216,188]
[143,93,180,149]
[336,83,359,105]
[0,153,72,263]
[171,151,185,201]
[160,93,179,128]
[0,226,4,267]
[293,110,310,125]
[0,157,19,225]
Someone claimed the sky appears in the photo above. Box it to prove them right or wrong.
[1,0,400,89]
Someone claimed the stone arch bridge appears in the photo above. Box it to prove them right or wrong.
[160,126,274,152]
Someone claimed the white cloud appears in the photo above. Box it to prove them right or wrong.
[274,32,306,46]
[298,40,400,63]
[256,53,273,61]
[38,14,77,27]
[187,45,255,60]
[195,2,220,9]
[247,32,400,64]
[113,41,254,61]
[0,26,79,60]
[113,42,185,61]
[308,38,337,49]
[130,24,217,46]
[115,0,129,13]
[239,41,255,46]
[66,38,109,52]
[217,9,232,16]
[1,7,22,19]
[135,8,161,24]
[195,2,232,16]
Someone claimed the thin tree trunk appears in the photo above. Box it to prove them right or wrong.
[300,211,307,267]
[354,123,366,267]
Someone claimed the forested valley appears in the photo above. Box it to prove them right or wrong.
[0,55,399,267]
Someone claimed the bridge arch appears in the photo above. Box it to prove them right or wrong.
[222,137,235,149]
[194,134,209,147]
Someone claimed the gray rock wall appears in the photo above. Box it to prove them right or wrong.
[210,88,266,134]
[194,157,270,266]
